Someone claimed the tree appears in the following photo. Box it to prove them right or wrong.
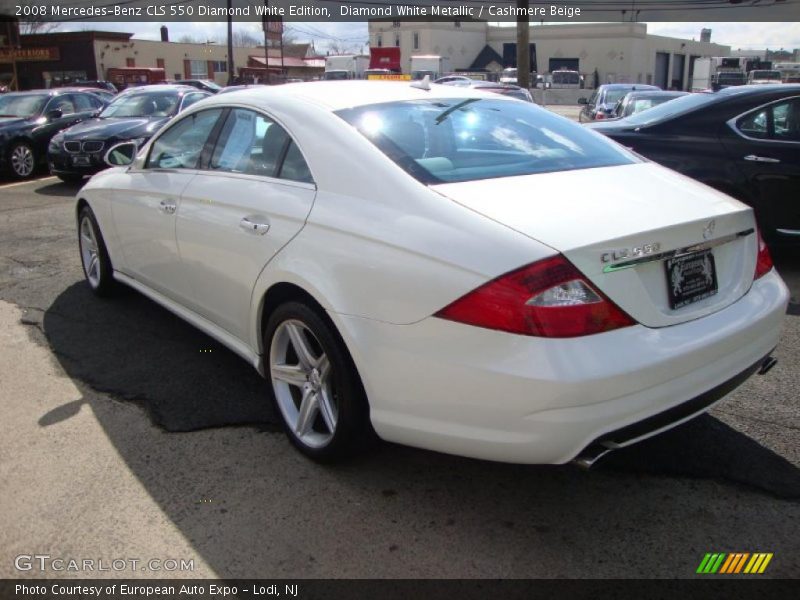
[19,21,59,35]
[230,28,260,47]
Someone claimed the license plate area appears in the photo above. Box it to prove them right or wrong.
[665,250,718,310]
[72,155,90,166]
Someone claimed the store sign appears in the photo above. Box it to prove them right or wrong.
[367,74,411,81]
[0,47,60,63]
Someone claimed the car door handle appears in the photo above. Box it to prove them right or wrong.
[240,216,270,235]
[744,154,781,163]
[158,199,177,214]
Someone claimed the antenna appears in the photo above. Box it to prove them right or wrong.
[411,75,432,91]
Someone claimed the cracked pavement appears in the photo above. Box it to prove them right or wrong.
[1,175,798,579]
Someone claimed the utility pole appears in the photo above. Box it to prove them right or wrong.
[226,0,235,85]
[516,0,531,90]
[263,0,270,84]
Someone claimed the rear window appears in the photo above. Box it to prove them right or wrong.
[336,98,636,184]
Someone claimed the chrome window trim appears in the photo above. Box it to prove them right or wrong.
[726,94,800,144]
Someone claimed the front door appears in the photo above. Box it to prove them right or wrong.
[110,108,224,303]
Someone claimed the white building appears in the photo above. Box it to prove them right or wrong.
[368,21,730,89]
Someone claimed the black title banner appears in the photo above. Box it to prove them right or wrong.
[2,0,800,23]
[2,579,798,600]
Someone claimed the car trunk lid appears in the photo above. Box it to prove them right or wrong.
[431,162,757,328]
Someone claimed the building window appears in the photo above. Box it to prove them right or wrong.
[392,21,400,28]
[455,21,461,28]
[189,59,207,79]
[125,57,135,67]
[413,32,419,50]
[156,58,165,69]
[211,60,227,73]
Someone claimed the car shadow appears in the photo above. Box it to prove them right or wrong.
[33,282,800,576]
[34,180,85,197]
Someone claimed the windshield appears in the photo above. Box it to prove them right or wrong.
[199,80,222,91]
[324,71,349,80]
[502,68,517,77]
[0,93,48,117]
[604,89,635,105]
[553,72,580,84]
[619,92,718,127]
[100,91,180,118]
[336,98,636,184]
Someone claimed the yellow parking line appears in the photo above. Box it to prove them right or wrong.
[0,176,57,190]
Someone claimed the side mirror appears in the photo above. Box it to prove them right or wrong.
[46,108,63,121]
[577,97,588,105]
[104,141,138,167]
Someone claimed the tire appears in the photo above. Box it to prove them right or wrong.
[58,174,85,184]
[264,301,373,462]
[77,205,115,296]
[7,141,36,179]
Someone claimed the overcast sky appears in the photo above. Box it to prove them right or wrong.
[61,21,800,53]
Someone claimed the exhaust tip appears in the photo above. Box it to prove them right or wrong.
[758,356,777,375]
[571,443,615,470]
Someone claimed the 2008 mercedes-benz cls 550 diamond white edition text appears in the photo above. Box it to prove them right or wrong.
[76,81,789,465]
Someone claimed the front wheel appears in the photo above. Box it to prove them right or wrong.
[265,301,373,462]
[78,206,115,296]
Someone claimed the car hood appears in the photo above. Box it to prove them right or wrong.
[62,116,169,140]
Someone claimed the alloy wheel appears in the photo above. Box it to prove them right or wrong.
[11,144,34,178]
[79,216,100,288]
[270,319,338,448]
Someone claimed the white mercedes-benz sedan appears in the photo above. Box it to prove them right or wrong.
[76,81,789,465]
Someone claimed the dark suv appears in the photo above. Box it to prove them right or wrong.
[578,84,660,122]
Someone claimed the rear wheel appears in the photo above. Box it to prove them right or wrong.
[265,301,373,462]
[8,141,36,179]
[78,206,115,296]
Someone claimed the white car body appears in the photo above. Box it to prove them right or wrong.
[78,82,789,464]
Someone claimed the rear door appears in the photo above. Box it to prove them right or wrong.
[720,95,800,239]
[176,108,316,341]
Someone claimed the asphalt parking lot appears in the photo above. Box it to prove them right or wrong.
[1,165,799,579]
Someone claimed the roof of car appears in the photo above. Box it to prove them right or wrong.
[119,84,201,95]
[715,83,800,96]
[199,80,516,112]
[601,84,660,90]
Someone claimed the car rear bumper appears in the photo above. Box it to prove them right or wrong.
[333,269,789,464]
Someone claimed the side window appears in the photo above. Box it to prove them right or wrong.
[72,93,96,112]
[737,107,770,139]
[773,99,800,142]
[50,95,76,115]
[147,109,222,170]
[180,92,208,112]
[210,109,290,177]
[737,98,800,142]
[278,141,314,184]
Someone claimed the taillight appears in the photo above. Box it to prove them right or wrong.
[754,227,773,280]
[435,255,636,338]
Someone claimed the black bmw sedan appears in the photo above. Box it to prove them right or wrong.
[0,89,105,179]
[586,84,800,245]
[48,85,209,182]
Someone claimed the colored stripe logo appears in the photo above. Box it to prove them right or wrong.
[697,552,773,574]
